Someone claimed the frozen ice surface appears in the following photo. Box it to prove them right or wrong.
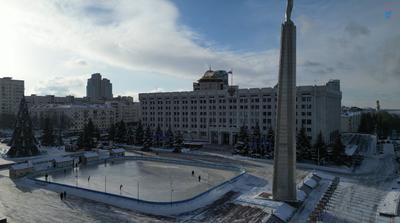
[37,160,239,202]
[0,177,171,223]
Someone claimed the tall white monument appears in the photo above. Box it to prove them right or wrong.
[272,0,297,202]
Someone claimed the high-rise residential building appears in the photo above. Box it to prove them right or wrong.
[0,77,24,116]
[139,69,342,145]
[86,73,113,101]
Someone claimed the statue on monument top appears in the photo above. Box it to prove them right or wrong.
[285,0,293,22]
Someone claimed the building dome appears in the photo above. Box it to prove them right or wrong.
[202,69,216,79]
[200,69,228,80]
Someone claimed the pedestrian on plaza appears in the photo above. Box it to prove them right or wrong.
[192,170,194,176]
[60,192,63,200]
[45,173,48,182]
[88,176,90,182]
[198,175,201,182]
[63,191,67,199]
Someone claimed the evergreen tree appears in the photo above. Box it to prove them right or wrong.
[77,119,98,150]
[144,125,153,146]
[237,125,249,154]
[331,133,345,164]
[164,126,174,148]
[108,124,116,141]
[126,127,135,145]
[154,125,163,147]
[56,130,64,146]
[7,98,40,157]
[358,113,375,134]
[173,131,184,153]
[238,125,249,143]
[267,127,275,155]
[115,120,127,143]
[296,127,312,160]
[312,131,326,165]
[135,122,144,145]
[252,123,261,154]
[41,117,55,146]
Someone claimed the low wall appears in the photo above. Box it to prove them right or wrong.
[28,156,246,216]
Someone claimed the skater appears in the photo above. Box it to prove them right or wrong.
[63,191,67,200]
[191,170,194,176]
[198,175,201,182]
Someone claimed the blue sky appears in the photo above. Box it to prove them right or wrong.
[0,0,399,108]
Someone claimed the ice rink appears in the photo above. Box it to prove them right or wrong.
[37,160,239,202]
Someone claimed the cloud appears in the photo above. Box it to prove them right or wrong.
[1,0,399,109]
[0,0,281,91]
[344,22,370,37]
[34,76,86,96]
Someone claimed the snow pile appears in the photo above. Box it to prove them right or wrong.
[83,152,98,158]
[54,156,73,163]
[111,148,125,153]
[378,190,400,216]
[10,162,32,170]
[303,178,317,189]
[297,189,307,202]
[345,144,358,156]
[273,203,296,222]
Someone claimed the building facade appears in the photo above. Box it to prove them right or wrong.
[341,112,361,133]
[139,70,342,145]
[29,104,116,131]
[86,73,113,101]
[0,77,24,115]
[26,94,87,107]
[105,96,141,125]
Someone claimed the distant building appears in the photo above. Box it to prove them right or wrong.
[25,94,87,107]
[341,112,362,133]
[29,104,116,131]
[86,73,113,102]
[106,96,141,125]
[0,77,24,115]
[139,69,342,145]
[26,95,140,129]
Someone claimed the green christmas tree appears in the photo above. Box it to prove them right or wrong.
[7,98,40,157]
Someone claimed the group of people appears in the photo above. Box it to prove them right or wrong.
[60,191,67,200]
[191,170,202,182]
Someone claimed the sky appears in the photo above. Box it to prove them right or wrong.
[0,0,399,108]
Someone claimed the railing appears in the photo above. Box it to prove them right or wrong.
[27,155,246,215]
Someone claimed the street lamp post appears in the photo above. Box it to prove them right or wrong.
[137,181,140,201]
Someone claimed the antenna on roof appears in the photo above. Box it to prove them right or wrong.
[228,69,233,86]
[208,64,212,71]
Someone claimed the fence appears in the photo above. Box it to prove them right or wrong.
[28,155,246,216]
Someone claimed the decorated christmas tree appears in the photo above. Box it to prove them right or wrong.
[7,97,40,157]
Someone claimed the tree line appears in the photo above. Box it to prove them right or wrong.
[358,111,400,139]
[235,124,346,165]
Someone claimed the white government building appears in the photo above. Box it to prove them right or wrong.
[139,69,342,145]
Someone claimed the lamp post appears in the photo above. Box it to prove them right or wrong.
[170,180,174,206]
[137,181,140,201]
